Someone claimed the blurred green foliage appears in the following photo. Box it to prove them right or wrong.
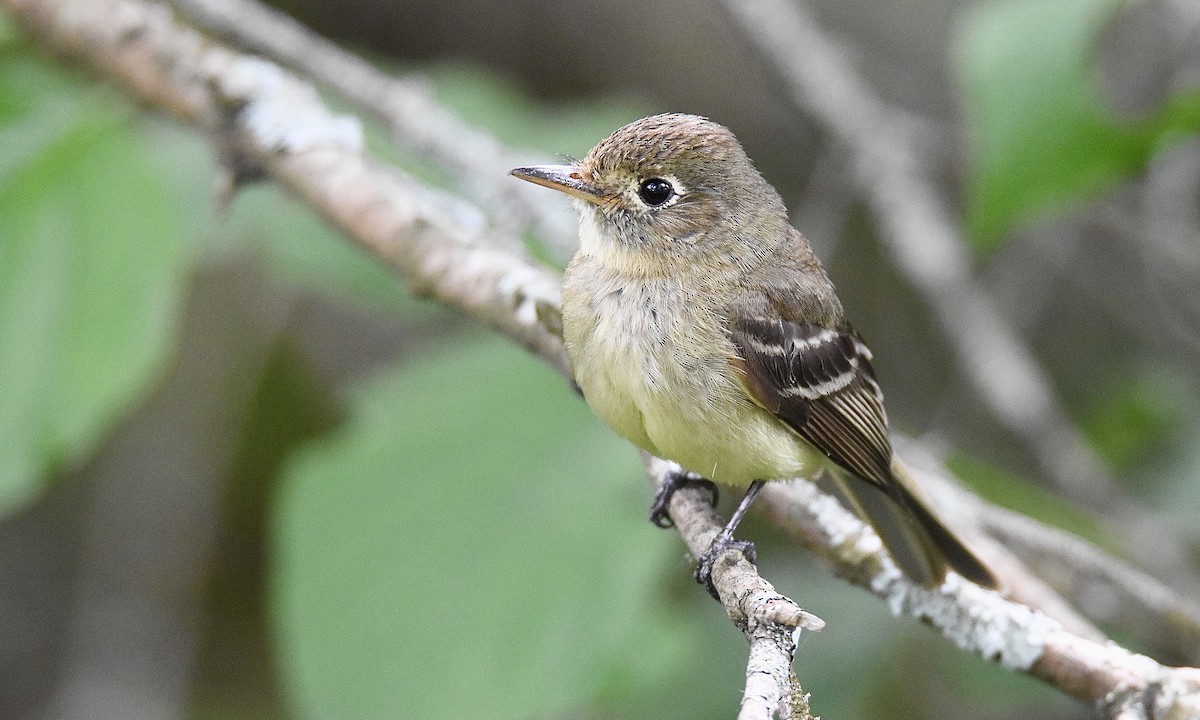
[6,2,1194,717]
[955,0,1200,247]
[0,52,194,516]
[272,333,699,718]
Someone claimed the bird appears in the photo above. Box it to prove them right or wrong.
[511,113,995,596]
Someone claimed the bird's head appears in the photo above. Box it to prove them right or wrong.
[512,113,789,270]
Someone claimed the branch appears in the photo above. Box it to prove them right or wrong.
[167,0,578,259]
[756,478,1200,717]
[3,0,569,379]
[8,0,1200,716]
[643,456,823,720]
[897,439,1200,664]
[980,497,1200,664]
[721,0,1200,595]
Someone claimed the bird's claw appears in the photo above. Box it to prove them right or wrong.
[694,533,757,600]
[649,471,719,528]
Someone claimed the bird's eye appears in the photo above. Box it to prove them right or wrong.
[637,178,674,207]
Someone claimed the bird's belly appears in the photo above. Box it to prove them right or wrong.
[569,294,819,487]
[640,390,817,488]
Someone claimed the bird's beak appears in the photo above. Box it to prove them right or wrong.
[510,165,604,205]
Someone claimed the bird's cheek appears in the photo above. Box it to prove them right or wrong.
[653,212,703,246]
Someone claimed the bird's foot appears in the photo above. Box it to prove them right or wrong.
[694,532,757,601]
[649,470,719,528]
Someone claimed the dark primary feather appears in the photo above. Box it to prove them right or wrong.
[731,314,997,588]
[732,317,897,499]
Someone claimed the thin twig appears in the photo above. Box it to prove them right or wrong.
[896,438,1200,664]
[7,0,568,378]
[167,0,578,258]
[643,457,823,720]
[983,501,1200,664]
[757,478,1200,716]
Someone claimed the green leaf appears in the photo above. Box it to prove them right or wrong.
[955,0,1199,247]
[271,332,696,720]
[0,57,192,515]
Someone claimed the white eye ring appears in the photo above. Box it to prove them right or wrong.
[634,174,685,208]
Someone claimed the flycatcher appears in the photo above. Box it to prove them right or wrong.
[511,113,995,595]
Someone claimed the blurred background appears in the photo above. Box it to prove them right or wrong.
[2,0,1199,718]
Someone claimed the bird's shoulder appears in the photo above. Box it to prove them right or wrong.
[728,227,843,327]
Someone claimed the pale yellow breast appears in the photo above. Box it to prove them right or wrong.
[562,256,822,487]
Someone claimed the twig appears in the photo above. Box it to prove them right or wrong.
[722,0,1200,597]
[982,500,1200,664]
[167,0,578,258]
[896,439,1200,663]
[8,0,1200,715]
[757,478,1200,717]
[5,0,568,379]
[643,457,823,720]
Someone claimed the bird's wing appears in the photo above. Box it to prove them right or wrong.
[730,316,896,494]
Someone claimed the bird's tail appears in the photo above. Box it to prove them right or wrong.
[828,459,996,589]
